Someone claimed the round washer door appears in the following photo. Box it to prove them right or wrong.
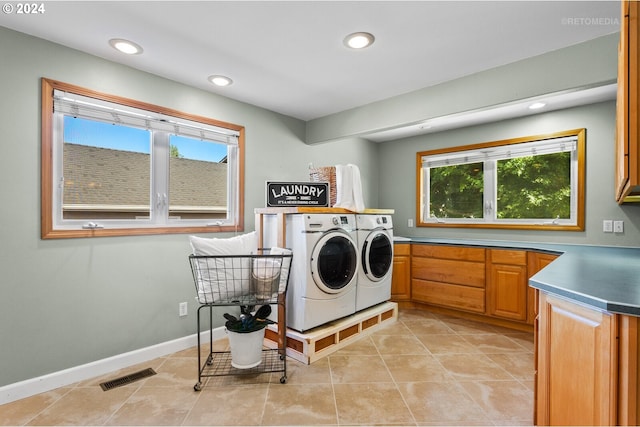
[362,230,393,282]
[310,231,358,294]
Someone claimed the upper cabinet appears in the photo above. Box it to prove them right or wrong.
[616,0,640,203]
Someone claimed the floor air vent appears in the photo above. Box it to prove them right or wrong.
[100,368,156,391]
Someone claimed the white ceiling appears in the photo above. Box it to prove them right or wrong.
[0,1,620,123]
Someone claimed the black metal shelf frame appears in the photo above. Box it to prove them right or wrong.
[188,251,292,390]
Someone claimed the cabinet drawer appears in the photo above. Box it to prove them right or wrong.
[412,256,485,288]
[394,243,411,256]
[412,244,485,262]
[489,249,527,265]
[412,279,485,313]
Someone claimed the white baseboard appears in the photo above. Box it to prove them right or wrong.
[0,327,226,406]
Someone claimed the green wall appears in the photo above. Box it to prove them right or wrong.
[0,27,378,387]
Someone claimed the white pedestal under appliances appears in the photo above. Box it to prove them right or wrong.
[355,214,394,312]
[263,214,359,332]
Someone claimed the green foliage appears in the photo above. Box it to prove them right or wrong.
[429,162,484,218]
[170,144,183,158]
[497,152,570,219]
[428,152,571,220]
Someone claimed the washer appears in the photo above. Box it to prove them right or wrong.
[263,213,359,332]
[355,214,394,312]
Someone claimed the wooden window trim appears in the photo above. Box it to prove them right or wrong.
[415,128,586,231]
[41,78,245,239]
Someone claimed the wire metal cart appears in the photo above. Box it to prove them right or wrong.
[189,249,292,391]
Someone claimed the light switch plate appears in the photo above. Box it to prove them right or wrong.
[179,302,188,317]
[603,220,613,233]
[614,220,624,233]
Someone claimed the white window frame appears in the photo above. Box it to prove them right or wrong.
[41,78,245,239]
[416,129,586,231]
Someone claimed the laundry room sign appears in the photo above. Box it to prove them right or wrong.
[266,182,329,207]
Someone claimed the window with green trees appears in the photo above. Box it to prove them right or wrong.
[417,129,585,230]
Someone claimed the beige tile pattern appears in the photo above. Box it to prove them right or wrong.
[397,381,489,424]
[0,308,534,426]
[334,382,414,425]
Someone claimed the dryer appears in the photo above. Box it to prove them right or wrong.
[263,213,359,332]
[355,214,394,312]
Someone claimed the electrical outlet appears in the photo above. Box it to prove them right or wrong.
[179,302,188,317]
[603,220,613,233]
[614,220,624,233]
[408,218,414,228]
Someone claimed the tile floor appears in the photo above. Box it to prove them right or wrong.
[0,308,534,426]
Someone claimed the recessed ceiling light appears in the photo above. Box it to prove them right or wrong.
[108,38,143,55]
[529,102,547,110]
[344,32,375,49]
[208,75,233,87]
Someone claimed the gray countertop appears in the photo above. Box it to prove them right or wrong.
[395,237,640,316]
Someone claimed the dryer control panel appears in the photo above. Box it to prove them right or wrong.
[333,215,350,225]
[304,214,356,232]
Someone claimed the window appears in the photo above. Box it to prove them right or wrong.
[417,129,585,230]
[41,78,245,238]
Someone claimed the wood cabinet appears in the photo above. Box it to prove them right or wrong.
[409,244,559,328]
[527,252,559,324]
[486,249,528,322]
[391,243,411,302]
[618,315,640,425]
[535,290,640,426]
[411,245,486,313]
[536,292,618,425]
[616,0,640,203]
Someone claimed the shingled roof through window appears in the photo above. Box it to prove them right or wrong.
[63,143,227,207]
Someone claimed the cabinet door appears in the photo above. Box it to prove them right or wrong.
[487,250,527,321]
[616,0,640,203]
[616,0,630,200]
[487,263,527,321]
[630,0,640,199]
[391,244,411,301]
[536,293,618,426]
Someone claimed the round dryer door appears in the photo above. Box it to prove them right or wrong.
[362,231,393,282]
[310,232,358,294]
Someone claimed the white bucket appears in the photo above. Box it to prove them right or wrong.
[227,328,265,369]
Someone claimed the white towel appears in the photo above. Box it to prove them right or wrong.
[334,165,350,208]
[334,164,365,212]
